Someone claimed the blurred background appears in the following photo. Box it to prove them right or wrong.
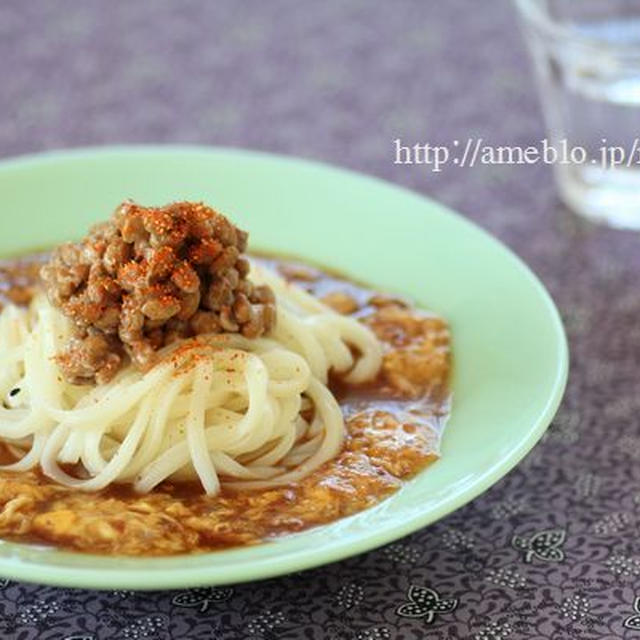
[0,0,543,240]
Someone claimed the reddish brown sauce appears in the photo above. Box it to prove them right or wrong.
[0,255,451,556]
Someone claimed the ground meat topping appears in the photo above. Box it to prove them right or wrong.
[41,201,276,385]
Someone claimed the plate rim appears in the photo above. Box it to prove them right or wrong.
[0,144,569,589]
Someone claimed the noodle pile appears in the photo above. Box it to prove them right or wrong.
[0,264,382,494]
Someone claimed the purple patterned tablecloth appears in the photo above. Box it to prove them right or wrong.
[1,1,640,638]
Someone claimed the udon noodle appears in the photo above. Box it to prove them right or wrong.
[0,264,382,495]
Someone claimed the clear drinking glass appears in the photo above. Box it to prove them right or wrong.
[515,0,640,229]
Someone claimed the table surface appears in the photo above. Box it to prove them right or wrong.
[1,1,639,639]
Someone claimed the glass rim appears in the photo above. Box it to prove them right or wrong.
[514,0,640,53]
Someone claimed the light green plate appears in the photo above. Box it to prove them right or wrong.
[0,146,568,590]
